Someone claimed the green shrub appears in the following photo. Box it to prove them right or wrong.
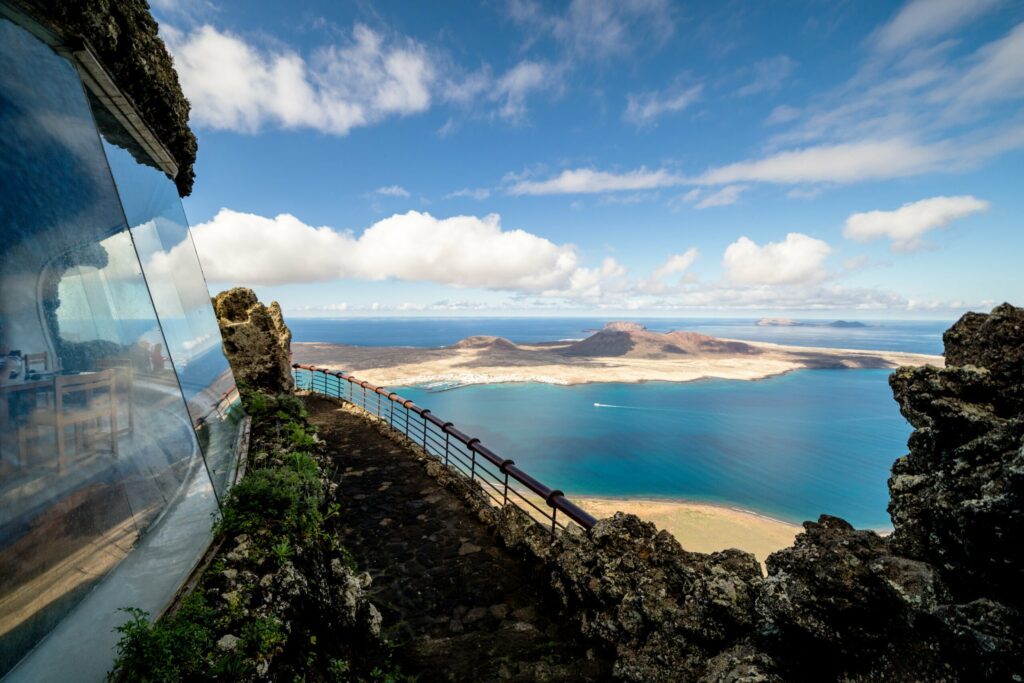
[218,466,324,540]
[108,594,215,682]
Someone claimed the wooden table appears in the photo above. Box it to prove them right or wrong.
[1,376,56,466]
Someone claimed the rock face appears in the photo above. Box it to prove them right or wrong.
[213,288,294,393]
[393,303,1024,681]
[21,0,198,195]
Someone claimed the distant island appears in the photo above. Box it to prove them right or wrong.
[756,318,869,328]
[293,321,941,389]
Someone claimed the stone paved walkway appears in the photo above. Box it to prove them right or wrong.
[303,395,609,682]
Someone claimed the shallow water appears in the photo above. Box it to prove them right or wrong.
[395,370,912,529]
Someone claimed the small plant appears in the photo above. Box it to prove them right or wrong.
[108,594,215,682]
[241,615,285,658]
[272,538,293,563]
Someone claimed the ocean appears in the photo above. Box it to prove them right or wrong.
[290,317,951,529]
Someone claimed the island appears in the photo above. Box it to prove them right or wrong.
[292,320,943,390]
[756,317,869,328]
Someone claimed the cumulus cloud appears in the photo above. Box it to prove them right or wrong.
[178,209,597,293]
[722,233,832,286]
[375,185,410,197]
[508,167,682,195]
[625,82,702,127]
[843,195,989,251]
[695,185,746,209]
[872,0,1004,53]
[161,23,435,134]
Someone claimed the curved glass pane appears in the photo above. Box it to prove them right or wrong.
[100,134,243,498]
[0,17,216,677]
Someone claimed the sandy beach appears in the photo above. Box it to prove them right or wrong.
[574,496,804,567]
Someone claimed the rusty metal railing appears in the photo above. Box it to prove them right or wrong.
[292,364,596,534]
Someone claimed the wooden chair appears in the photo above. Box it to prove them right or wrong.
[25,370,118,473]
[24,351,48,372]
[95,357,135,434]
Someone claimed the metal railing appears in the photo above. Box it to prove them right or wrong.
[293,364,596,534]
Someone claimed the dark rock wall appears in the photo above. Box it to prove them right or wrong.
[17,0,198,195]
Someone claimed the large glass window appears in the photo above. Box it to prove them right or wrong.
[100,126,243,499]
[0,17,225,677]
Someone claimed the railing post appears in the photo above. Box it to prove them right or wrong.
[551,508,558,535]
[404,404,411,438]
[443,430,450,467]
[503,471,509,506]
[388,398,394,428]
[421,415,427,451]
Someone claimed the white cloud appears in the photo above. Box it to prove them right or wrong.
[722,233,832,286]
[843,195,989,251]
[161,23,435,134]
[737,56,797,97]
[695,185,746,209]
[697,138,946,185]
[181,209,598,293]
[446,188,491,200]
[765,104,801,125]
[940,23,1024,119]
[625,83,702,127]
[872,0,1004,53]
[494,61,553,121]
[652,249,698,281]
[507,0,674,60]
[442,59,558,123]
[375,185,410,198]
[508,167,682,195]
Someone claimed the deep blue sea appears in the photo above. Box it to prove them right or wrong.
[291,317,951,528]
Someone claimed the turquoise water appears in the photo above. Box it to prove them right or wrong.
[290,317,944,528]
[395,370,911,529]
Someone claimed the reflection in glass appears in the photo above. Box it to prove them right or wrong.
[101,134,243,498]
[0,17,216,676]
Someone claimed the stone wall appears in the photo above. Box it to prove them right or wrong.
[213,288,294,394]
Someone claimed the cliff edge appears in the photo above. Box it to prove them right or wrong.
[440,303,1023,681]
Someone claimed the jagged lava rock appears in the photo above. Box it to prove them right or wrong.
[888,302,1023,603]
[213,287,294,393]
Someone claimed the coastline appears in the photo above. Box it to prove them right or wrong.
[572,495,804,567]
[292,339,943,390]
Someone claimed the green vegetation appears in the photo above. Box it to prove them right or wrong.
[108,387,408,682]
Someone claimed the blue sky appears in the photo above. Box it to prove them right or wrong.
[150,0,1024,318]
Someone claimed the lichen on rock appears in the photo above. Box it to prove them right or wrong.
[213,287,294,394]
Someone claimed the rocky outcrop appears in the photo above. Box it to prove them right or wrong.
[213,288,294,394]
[350,303,1024,681]
[17,0,198,195]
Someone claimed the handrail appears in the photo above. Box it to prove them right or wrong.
[292,363,597,534]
